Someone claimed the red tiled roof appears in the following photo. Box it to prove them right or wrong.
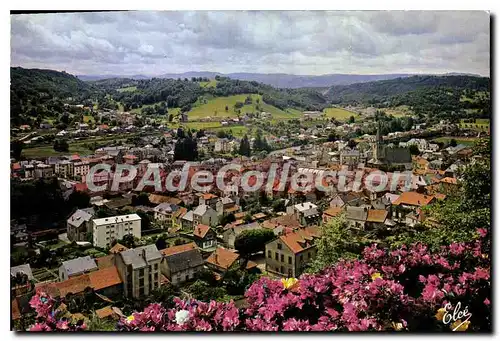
[206,247,239,270]
[323,207,342,218]
[194,224,211,238]
[74,183,88,192]
[279,227,320,254]
[96,255,115,269]
[56,275,92,297]
[109,243,128,254]
[392,192,435,207]
[123,154,137,159]
[12,163,21,170]
[366,209,388,223]
[71,154,81,161]
[202,193,218,200]
[89,266,122,291]
[160,242,197,257]
[440,177,458,185]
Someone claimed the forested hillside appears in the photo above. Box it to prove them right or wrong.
[326,75,491,117]
[10,67,99,126]
[91,76,329,112]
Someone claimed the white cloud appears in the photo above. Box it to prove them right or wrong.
[10,10,490,76]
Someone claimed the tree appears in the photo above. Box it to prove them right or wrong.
[174,136,198,161]
[234,229,275,257]
[11,140,23,160]
[238,135,251,157]
[220,213,236,226]
[54,139,69,152]
[409,144,420,155]
[309,214,367,272]
[118,234,137,249]
[136,210,151,232]
[67,191,90,209]
[347,139,356,149]
[450,138,458,147]
[155,235,167,250]
[225,105,229,112]
[348,116,355,124]
[327,133,337,142]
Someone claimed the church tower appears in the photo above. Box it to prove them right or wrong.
[372,120,385,164]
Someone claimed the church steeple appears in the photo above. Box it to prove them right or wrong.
[373,119,384,164]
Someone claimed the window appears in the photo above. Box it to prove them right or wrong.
[308,252,311,259]
[267,250,271,258]
[185,275,189,282]
[154,264,159,271]
[154,273,159,281]
[280,266,284,274]
[288,268,293,277]
[275,252,279,261]
[300,255,304,262]
[288,256,292,265]
[277,243,282,250]
[139,278,144,287]
[139,269,144,277]
[280,254,284,262]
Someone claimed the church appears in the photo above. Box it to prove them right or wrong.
[367,121,412,171]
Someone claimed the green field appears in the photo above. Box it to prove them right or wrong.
[187,94,301,121]
[211,125,250,137]
[459,119,490,131]
[384,106,412,118]
[323,107,359,120]
[131,103,181,117]
[433,137,479,146]
[22,144,93,158]
[117,86,137,93]
[199,79,217,88]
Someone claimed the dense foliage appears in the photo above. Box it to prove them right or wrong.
[29,228,490,332]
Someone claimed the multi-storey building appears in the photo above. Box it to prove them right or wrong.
[92,214,141,248]
[265,227,320,278]
[115,245,162,298]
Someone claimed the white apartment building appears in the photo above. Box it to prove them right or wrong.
[55,161,74,178]
[73,161,90,178]
[92,214,142,248]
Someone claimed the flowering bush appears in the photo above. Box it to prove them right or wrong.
[27,228,490,332]
[28,292,87,331]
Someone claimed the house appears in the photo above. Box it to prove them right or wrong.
[392,192,435,223]
[11,264,34,281]
[365,209,389,229]
[67,208,95,242]
[36,266,123,299]
[35,164,54,178]
[262,214,301,235]
[214,138,232,153]
[153,203,180,230]
[198,193,219,208]
[205,247,240,274]
[265,227,320,278]
[222,222,260,249]
[172,207,188,231]
[192,224,217,251]
[345,206,369,229]
[92,214,142,248]
[216,197,240,217]
[59,256,98,281]
[160,243,204,285]
[181,210,194,230]
[287,202,321,226]
[115,245,162,298]
[322,207,343,224]
[192,204,219,227]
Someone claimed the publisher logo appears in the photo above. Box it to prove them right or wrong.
[436,302,472,331]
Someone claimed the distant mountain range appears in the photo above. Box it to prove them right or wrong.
[76,72,477,88]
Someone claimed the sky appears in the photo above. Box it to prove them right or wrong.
[10,11,490,76]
